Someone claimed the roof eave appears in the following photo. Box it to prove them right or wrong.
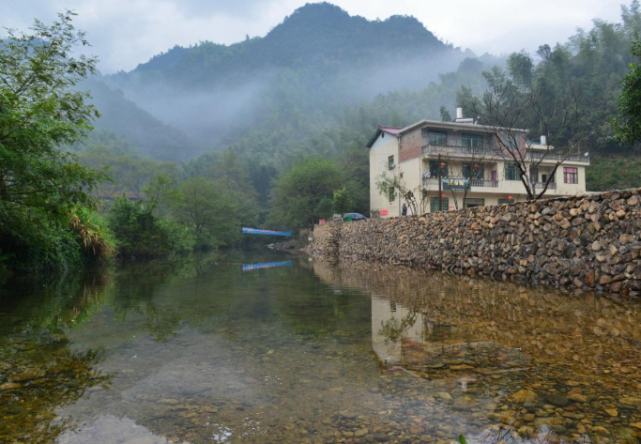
[398,119,528,135]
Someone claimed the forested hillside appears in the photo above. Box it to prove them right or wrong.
[75,1,641,234]
[4,2,641,273]
[94,2,471,156]
[83,78,196,161]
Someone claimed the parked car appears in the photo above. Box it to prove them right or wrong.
[343,212,368,221]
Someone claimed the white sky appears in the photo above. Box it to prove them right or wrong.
[0,0,626,73]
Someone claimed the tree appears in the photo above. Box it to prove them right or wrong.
[269,157,343,230]
[108,195,193,259]
[612,40,641,144]
[174,177,238,249]
[439,150,492,210]
[460,66,593,200]
[0,12,111,270]
[333,188,354,214]
[376,170,431,215]
[440,106,452,122]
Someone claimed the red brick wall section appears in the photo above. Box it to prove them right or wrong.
[399,130,421,162]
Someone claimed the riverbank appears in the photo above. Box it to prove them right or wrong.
[307,188,641,295]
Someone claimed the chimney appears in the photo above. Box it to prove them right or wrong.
[456,107,463,119]
[540,135,547,146]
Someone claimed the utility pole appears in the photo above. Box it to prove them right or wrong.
[438,153,442,212]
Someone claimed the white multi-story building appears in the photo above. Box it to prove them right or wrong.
[368,114,589,217]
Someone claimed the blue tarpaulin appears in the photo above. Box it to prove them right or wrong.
[242,261,293,272]
[242,227,292,237]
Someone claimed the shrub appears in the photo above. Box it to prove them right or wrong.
[108,196,194,259]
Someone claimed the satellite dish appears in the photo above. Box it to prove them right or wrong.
[584,152,589,157]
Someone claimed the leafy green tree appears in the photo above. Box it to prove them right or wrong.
[174,177,238,249]
[0,11,111,271]
[612,40,641,144]
[270,157,343,230]
[333,188,354,214]
[108,196,193,259]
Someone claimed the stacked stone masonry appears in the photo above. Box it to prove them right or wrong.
[308,189,641,295]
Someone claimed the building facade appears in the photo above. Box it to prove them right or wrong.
[368,117,589,217]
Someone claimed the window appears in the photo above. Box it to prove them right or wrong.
[505,163,520,181]
[429,160,448,177]
[500,132,522,150]
[463,163,485,180]
[388,185,395,203]
[388,155,395,170]
[428,131,447,146]
[461,133,484,149]
[498,198,513,205]
[464,198,485,209]
[430,197,449,212]
[564,167,578,184]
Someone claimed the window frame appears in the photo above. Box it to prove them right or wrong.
[430,197,449,212]
[428,131,448,146]
[462,163,485,180]
[388,155,395,170]
[463,198,485,209]
[461,133,484,149]
[563,167,578,184]
[505,163,520,181]
[429,160,448,177]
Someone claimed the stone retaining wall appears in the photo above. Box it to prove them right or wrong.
[308,189,641,295]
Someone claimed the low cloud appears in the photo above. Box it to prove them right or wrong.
[0,0,624,73]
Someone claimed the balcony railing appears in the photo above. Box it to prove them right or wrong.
[422,144,496,159]
[528,151,590,164]
[533,181,557,190]
[422,178,499,189]
[422,144,590,164]
[470,179,499,188]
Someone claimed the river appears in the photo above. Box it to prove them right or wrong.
[1,251,641,444]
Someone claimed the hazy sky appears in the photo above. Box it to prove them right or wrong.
[0,0,626,73]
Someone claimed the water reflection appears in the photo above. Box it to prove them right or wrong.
[243,261,292,272]
[2,252,641,443]
[313,258,641,444]
[0,273,113,444]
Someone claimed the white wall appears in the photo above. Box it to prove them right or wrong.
[369,132,400,217]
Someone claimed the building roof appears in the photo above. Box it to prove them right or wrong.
[366,126,402,148]
[398,119,528,135]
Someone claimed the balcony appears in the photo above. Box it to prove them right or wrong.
[422,144,496,159]
[470,179,499,188]
[528,151,590,165]
[422,178,500,189]
[422,144,590,165]
[533,181,557,190]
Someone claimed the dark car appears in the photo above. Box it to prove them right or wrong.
[343,212,368,221]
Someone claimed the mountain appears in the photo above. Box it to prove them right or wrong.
[98,2,469,158]
[120,3,452,87]
[83,78,196,161]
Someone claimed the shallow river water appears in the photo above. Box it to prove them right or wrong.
[2,251,641,444]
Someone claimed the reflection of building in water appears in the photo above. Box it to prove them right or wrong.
[312,258,641,443]
[372,295,528,373]
[371,296,425,365]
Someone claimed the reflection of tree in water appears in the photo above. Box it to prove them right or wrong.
[0,274,113,444]
[378,311,417,344]
[313,258,641,444]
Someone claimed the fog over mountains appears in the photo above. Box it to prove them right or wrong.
[85,2,479,161]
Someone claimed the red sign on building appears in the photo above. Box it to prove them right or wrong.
[380,209,389,216]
